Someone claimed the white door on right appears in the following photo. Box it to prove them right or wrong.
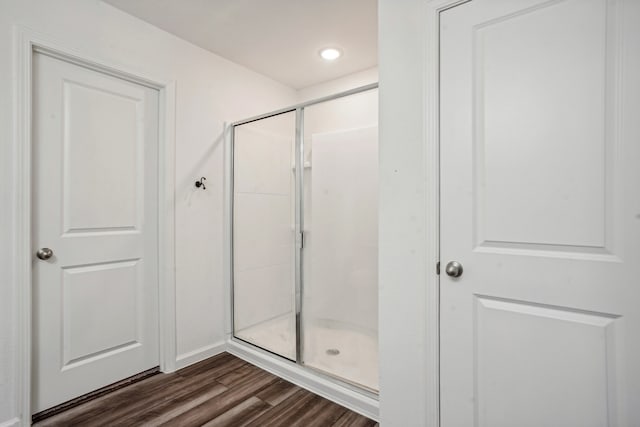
[440,0,640,426]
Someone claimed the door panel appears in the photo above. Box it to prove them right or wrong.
[62,260,142,367]
[440,0,639,425]
[32,52,159,413]
[475,0,607,248]
[474,296,615,426]
[63,81,141,232]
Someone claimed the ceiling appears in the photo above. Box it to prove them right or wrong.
[102,0,378,89]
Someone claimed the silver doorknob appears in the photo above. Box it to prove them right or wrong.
[445,261,463,278]
[36,248,53,260]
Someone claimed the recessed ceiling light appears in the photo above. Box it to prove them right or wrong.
[320,48,342,61]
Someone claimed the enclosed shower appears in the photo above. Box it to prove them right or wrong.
[230,85,378,392]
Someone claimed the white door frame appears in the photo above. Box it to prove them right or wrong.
[414,0,472,425]
[12,26,177,425]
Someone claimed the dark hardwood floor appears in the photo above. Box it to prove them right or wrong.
[34,352,378,427]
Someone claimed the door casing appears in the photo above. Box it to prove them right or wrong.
[419,1,473,425]
[378,0,470,425]
[13,26,177,425]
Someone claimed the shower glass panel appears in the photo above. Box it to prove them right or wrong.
[232,111,296,360]
[301,89,379,391]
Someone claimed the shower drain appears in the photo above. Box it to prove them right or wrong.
[326,348,340,356]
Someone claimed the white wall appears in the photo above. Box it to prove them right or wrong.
[378,0,431,426]
[0,0,297,423]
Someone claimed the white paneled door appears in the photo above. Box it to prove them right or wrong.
[32,52,160,413]
[440,0,640,426]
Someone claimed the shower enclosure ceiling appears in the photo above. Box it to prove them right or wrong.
[231,85,378,392]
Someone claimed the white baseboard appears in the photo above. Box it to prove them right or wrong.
[227,339,379,422]
[0,417,20,427]
[175,341,226,371]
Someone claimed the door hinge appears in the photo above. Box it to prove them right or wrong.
[436,261,440,275]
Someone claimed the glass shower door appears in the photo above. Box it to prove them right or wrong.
[232,111,296,360]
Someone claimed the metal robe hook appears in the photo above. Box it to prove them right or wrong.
[195,177,206,190]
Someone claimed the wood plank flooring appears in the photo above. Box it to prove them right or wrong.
[34,352,378,427]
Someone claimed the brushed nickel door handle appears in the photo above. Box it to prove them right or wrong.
[36,248,53,260]
[445,261,463,278]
